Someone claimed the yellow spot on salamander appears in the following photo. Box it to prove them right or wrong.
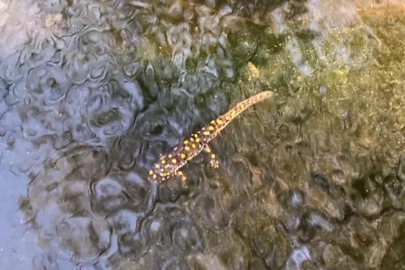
[160,168,164,172]
[211,154,216,158]
[209,126,215,131]
[210,120,215,124]
[155,164,159,169]
[161,159,166,164]
[153,174,157,179]
[205,147,211,153]
[171,159,177,163]
[178,171,183,175]
[190,137,194,142]
[185,146,190,151]
[240,104,245,110]
[165,164,170,169]
[216,119,223,125]
[225,115,230,121]
[192,144,196,149]
[168,154,172,158]
[196,137,200,143]
[181,153,186,159]
[184,140,189,145]
[231,110,236,117]
[149,170,153,175]
[203,131,210,136]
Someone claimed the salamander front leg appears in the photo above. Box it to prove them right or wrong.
[175,170,187,182]
[203,144,219,168]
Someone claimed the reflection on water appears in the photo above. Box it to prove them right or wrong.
[0,164,39,270]
[1,0,405,269]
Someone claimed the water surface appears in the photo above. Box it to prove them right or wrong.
[1,0,405,269]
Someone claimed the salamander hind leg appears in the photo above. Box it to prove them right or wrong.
[203,144,220,169]
[210,153,219,168]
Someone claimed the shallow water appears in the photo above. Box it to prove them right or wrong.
[1,0,405,269]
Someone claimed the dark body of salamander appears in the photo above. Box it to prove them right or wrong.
[148,90,273,183]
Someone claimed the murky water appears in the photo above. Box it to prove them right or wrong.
[1,0,405,269]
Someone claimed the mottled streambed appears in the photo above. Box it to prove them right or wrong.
[0,0,405,269]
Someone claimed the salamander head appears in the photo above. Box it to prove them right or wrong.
[148,150,186,183]
[148,159,176,183]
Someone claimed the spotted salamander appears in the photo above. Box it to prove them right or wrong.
[148,90,273,183]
